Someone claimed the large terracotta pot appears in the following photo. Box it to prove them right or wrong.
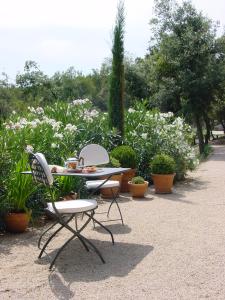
[120,169,136,193]
[128,181,149,198]
[151,174,175,194]
[4,212,30,233]
[100,174,123,199]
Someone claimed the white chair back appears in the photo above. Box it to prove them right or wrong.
[79,144,109,167]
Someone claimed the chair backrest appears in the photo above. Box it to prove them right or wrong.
[79,144,109,167]
[29,152,54,186]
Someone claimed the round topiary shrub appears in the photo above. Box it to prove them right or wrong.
[151,154,176,174]
[110,145,137,169]
[131,176,145,184]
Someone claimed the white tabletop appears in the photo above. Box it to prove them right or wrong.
[22,167,130,178]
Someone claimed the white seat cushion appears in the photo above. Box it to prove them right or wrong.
[47,199,97,214]
[86,180,120,189]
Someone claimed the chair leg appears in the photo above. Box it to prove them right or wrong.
[107,189,124,225]
[78,234,105,264]
[39,224,65,258]
[85,212,114,244]
[38,220,58,249]
[114,198,124,225]
[49,234,77,270]
[53,210,100,256]
[49,212,106,270]
[39,215,80,258]
[107,199,114,217]
[75,215,78,231]
[49,231,105,270]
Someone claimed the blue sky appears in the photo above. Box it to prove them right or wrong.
[0,0,224,81]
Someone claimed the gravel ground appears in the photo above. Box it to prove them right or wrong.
[1,145,225,300]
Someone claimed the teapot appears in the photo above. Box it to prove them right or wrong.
[65,157,84,169]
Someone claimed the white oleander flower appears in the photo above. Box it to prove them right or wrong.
[25,145,34,153]
[20,118,28,125]
[29,121,38,128]
[65,123,77,133]
[51,143,58,149]
[72,98,91,105]
[141,133,148,139]
[51,121,62,131]
[36,107,44,114]
[54,132,63,140]
[33,119,42,125]
[13,122,23,129]
[128,108,135,113]
[89,109,99,117]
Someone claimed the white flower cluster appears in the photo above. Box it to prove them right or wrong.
[25,145,34,153]
[155,115,198,167]
[51,143,59,149]
[28,106,44,115]
[126,109,198,172]
[4,118,29,130]
[64,123,77,133]
[141,133,147,139]
[4,116,62,131]
[53,132,63,140]
[42,116,62,131]
[128,108,136,113]
[159,112,174,118]
[83,109,99,122]
[72,98,91,106]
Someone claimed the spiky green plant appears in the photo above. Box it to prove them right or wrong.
[5,153,37,212]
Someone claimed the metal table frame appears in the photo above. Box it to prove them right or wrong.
[54,167,130,225]
[22,167,130,225]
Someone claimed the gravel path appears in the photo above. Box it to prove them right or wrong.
[1,145,225,300]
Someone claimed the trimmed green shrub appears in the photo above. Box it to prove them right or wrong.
[109,156,121,167]
[111,145,136,168]
[131,176,145,184]
[151,154,176,174]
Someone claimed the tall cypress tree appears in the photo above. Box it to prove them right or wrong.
[108,1,125,140]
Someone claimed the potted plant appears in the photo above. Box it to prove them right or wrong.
[100,156,123,198]
[110,145,137,192]
[3,153,36,233]
[128,176,148,198]
[151,154,176,194]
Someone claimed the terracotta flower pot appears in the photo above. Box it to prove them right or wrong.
[151,174,175,194]
[120,169,136,193]
[100,174,123,199]
[128,181,149,198]
[4,212,31,233]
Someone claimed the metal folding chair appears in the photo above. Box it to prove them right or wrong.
[79,144,124,224]
[29,152,114,270]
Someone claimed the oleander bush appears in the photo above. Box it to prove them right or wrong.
[0,98,199,222]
